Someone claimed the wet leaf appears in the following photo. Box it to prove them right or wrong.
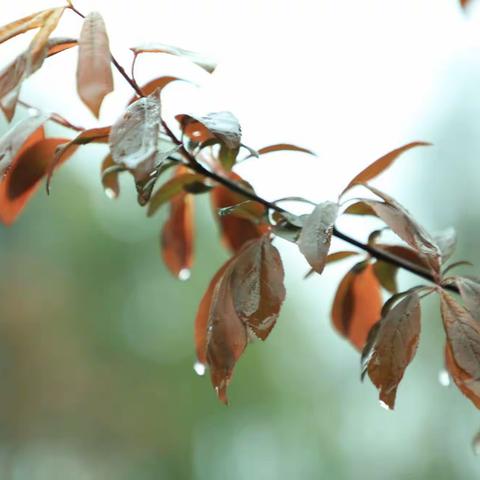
[297,201,339,274]
[341,141,430,196]
[195,236,285,404]
[211,172,267,253]
[365,293,421,409]
[162,190,194,279]
[433,227,457,263]
[230,236,286,340]
[46,37,78,57]
[441,292,480,403]
[77,12,114,118]
[110,91,177,181]
[0,137,73,225]
[147,172,203,217]
[445,343,480,409]
[453,276,480,322]
[331,262,383,351]
[176,112,241,151]
[131,43,216,73]
[129,76,187,104]
[0,113,48,175]
[0,9,56,45]
[47,126,111,191]
[362,186,441,275]
[28,8,65,70]
[101,154,121,199]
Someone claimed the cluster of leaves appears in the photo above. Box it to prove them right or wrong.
[1,2,480,416]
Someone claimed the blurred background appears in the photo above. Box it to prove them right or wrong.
[1,0,480,478]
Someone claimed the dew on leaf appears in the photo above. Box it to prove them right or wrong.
[193,361,206,376]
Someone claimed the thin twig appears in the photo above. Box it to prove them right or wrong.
[18,100,84,132]
[65,2,459,294]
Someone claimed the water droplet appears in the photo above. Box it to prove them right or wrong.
[438,369,451,387]
[472,431,480,455]
[193,361,206,376]
[28,108,39,117]
[192,130,202,138]
[379,400,391,411]
[178,268,191,281]
[104,188,116,199]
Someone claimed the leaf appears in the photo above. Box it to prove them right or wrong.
[365,293,421,410]
[445,343,480,409]
[110,91,177,182]
[341,141,430,196]
[331,262,383,351]
[195,236,285,403]
[28,8,65,70]
[0,137,73,225]
[195,258,236,364]
[0,10,66,121]
[297,201,339,274]
[211,172,267,253]
[147,172,204,217]
[304,251,360,279]
[257,143,315,156]
[162,191,194,279]
[129,76,187,104]
[373,260,398,294]
[441,292,480,389]
[361,186,441,274]
[176,112,241,151]
[343,201,378,217]
[460,0,472,9]
[229,236,286,340]
[433,227,457,263]
[46,37,78,57]
[0,113,48,175]
[47,126,111,191]
[130,43,216,73]
[0,9,53,45]
[453,277,480,322]
[376,244,430,270]
[101,154,121,199]
[77,12,114,118]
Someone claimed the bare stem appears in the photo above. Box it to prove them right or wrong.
[18,100,84,132]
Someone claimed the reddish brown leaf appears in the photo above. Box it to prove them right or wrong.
[343,201,378,217]
[441,292,480,390]
[46,37,78,57]
[47,126,111,191]
[331,262,383,351]
[130,43,216,73]
[0,113,48,175]
[297,201,339,274]
[0,9,54,45]
[194,258,235,365]
[211,172,267,253]
[77,12,114,118]
[110,92,177,182]
[0,137,72,225]
[162,191,194,279]
[373,261,398,294]
[129,76,186,104]
[230,236,286,340]
[460,0,472,9]
[195,236,285,403]
[362,186,441,274]
[101,154,121,199]
[376,244,430,270]
[366,293,421,409]
[341,141,430,196]
[28,8,65,70]
[257,143,315,156]
[176,112,241,151]
[454,276,480,322]
[445,343,480,409]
